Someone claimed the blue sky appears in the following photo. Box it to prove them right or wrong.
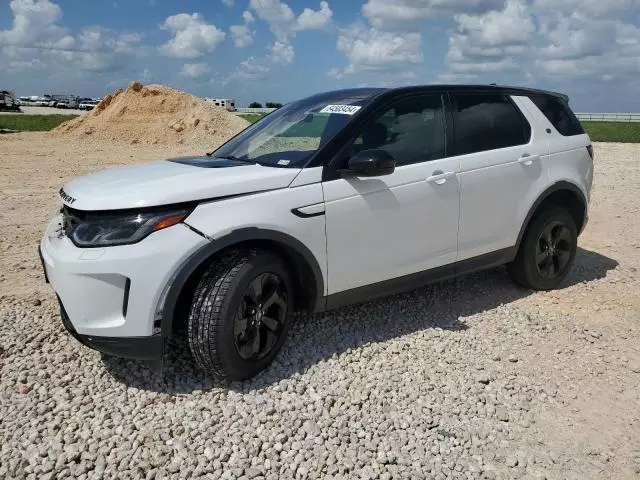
[1,0,639,111]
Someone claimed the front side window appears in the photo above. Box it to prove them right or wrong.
[211,91,381,168]
[342,94,446,168]
[452,94,531,156]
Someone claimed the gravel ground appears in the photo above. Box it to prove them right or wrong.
[1,135,640,479]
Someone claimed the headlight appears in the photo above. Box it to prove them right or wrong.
[66,207,192,247]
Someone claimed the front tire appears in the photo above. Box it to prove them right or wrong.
[508,207,577,290]
[187,249,293,381]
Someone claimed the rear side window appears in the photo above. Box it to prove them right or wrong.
[452,94,531,156]
[529,95,585,136]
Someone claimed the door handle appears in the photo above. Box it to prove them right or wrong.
[427,170,455,185]
[518,154,540,166]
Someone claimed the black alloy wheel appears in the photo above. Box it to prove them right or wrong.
[188,249,294,380]
[234,273,288,361]
[507,207,578,290]
[535,221,573,278]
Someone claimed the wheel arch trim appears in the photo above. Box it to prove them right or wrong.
[159,227,325,336]
[516,180,587,250]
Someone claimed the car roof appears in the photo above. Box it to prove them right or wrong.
[316,84,568,103]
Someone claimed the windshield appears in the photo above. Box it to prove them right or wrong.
[210,90,382,168]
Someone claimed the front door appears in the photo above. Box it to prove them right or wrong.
[322,94,460,296]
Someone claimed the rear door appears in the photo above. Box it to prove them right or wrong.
[452,92,549,261]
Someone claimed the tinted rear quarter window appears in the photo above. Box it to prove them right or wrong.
[452,94,531,156]
[529,94,585,136]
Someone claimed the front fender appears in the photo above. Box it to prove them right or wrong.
[158,227,326,336]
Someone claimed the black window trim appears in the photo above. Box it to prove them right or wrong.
[321,90,449,181]
[447,91,532,157]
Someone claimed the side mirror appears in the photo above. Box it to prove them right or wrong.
[342,149,395,177]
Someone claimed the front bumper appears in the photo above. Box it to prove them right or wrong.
[40,215,208,347]
[57,296,163,360]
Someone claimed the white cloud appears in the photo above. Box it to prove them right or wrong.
[269,40,294,65]
[537,13,616,60]
[180,62,211,78]
[246,0,333,68]
[249,0,295,40]
[437,72,480,83]
[532,2,639,79]
[436,0,640,89]
[295,1,333,31]
[223,56,271,85]
[249,0,295,23]
[159,13,225,59]
[230,10,256,48]
[361,0,505,29]
[222,0,234,6]
[616,22,640,57]
[445,0,533,74]
[454,0,533,48]
[0,1,143,76]
[230,24,253,48]
[250,0,333,40]
[327,67,344,79]
[334,24,422,75]
[0,0,75,51]
[243,10,255,24]
[223,37,295,85]
[533,0,635,19]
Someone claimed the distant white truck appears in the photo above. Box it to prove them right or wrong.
[57,98,79,109]
[0,90,21,112]
[78,100,98,110]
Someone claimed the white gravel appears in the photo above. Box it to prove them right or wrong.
[1,139,640,479]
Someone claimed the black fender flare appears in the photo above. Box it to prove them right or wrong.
[160,227,325,336]
[515,180,587,251]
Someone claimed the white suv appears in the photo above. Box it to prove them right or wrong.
[40,85,594,380]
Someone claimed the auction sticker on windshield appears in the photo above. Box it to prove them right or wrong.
[319,105,362,115]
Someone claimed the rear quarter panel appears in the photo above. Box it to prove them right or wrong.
[512,96,592,228]
[547,131,593,205]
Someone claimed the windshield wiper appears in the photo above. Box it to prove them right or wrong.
[204,152,258,164]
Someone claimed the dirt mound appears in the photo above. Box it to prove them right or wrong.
[53,82,250,148]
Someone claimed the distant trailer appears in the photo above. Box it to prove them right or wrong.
[204,97,236,111]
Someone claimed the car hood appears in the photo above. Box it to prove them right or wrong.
[60,156,302,211]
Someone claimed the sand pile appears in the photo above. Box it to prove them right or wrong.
[53,82,250,148]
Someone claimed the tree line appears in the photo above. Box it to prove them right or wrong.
[248,102,283,108]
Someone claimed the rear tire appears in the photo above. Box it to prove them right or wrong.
[508,207,577,290]
[187,249,293,381]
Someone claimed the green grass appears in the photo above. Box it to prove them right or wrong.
[238,113,264,124]
[0,114,78,131]
[581,121,640,143]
